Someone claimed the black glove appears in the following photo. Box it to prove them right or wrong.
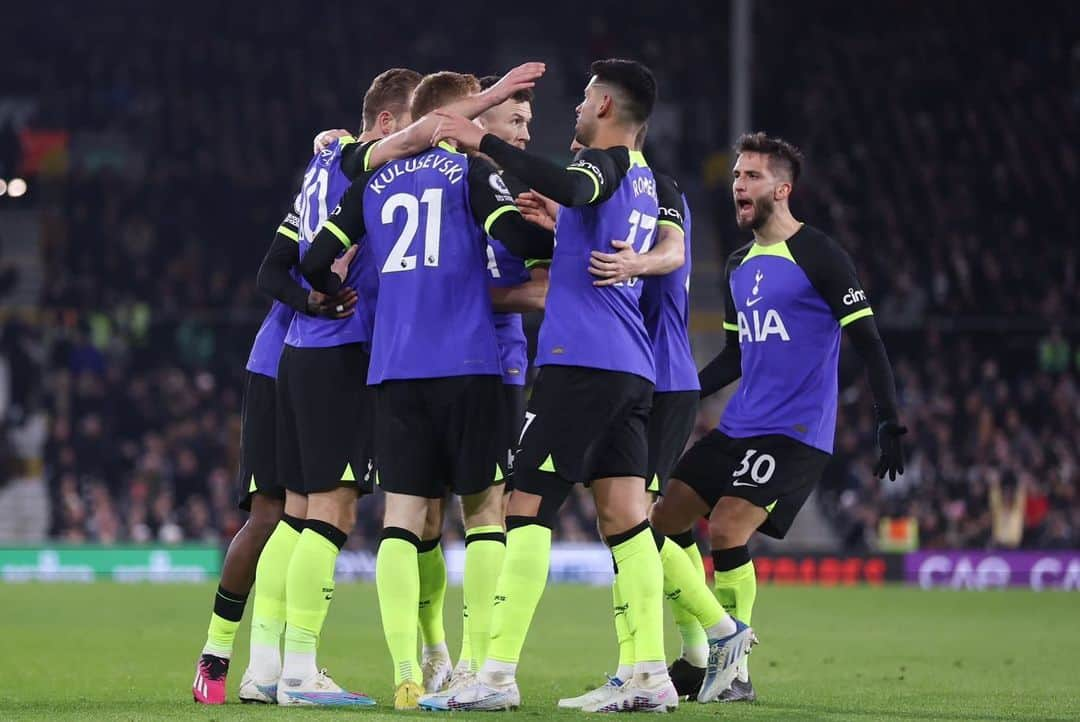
[874,418,907,480]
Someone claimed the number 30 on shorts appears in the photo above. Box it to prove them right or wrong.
[731,448,776,487]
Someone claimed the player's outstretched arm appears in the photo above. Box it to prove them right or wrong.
[357,62,546,174]
[431,113,615,208]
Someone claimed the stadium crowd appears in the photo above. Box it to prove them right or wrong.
[1,0,1077,550]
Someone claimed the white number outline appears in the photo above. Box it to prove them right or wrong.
[614,209,658,287]
[298,167,329,242]
[731,449,776,487]
[381,188,443,273]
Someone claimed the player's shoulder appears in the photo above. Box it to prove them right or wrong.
[571,146,630,176]
[788,224,854,268]
[467,157,516,201]
[725,240,755,273]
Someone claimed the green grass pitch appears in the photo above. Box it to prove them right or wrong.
[1,582,1076,721]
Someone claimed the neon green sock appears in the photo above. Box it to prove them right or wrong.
[462,525,505,670]
[204,612,240,658]
[417,542,447,647]
[377,535,421,685]
[282,525,344,681]
[714,559,757,681]
[611,526,665,666]
[612,573,635,677]
[487,524,551,664]
[249,520,301,676]
[661,538,721,648]
[713,560,756,624]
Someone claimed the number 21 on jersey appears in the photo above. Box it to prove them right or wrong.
[380,189,443,273]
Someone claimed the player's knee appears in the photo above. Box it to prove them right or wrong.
[248,494,284,538]
[648,497,683,536]
[708,503,756,549]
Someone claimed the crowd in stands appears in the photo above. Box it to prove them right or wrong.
[1,1,1076,549]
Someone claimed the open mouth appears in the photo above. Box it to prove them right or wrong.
[736,199,754,212]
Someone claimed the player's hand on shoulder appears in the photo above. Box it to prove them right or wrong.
[874,418,908,481]
[589,240,641,287]
[516,191,557,231]
[430,111,485,151]
[313,129,351,154]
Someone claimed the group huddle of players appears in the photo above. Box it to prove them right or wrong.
[190,59,907,713]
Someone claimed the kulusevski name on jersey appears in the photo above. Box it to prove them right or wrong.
[286,137,379,349]
[719,224,873,453]
[367,153,465,193]
[538,147,658,382]
[317,143,530,384]
[640,174,698,393]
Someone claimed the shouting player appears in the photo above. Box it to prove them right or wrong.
[299,72,553,710]
[650,132,907,702]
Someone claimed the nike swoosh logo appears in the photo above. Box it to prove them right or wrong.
[745,296,764,307]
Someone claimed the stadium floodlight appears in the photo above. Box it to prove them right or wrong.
[8,178,27,198]
[0,179,6,196]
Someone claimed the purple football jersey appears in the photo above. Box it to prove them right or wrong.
[286,138,378,349]
[536,149,656,382]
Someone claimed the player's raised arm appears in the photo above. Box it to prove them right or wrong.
[347,63,546,176]
[431,112,620,208]
[589,173,687,286]
[299,182,368,295]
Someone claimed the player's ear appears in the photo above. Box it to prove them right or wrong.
[378,110,396,135]
[774,180,792,201]
[597,92,614,119]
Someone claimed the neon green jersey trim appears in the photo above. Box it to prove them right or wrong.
[341,463,356,482]
[338,135,358,148]
[657,219,682,232]
[323,221,352,248]
[437,140,466,156]
[765,500,778,513]
[363,140,380,172]
[647,474,660,493]
[277,225,299,241]
[494,463,504,482]
[628,150,649,168]
[567,165,601,203]
[248,475,257,493]
[839,307,874,327]
[741,240,795,265]
[525,258,552,269]
[723,321,739,332]
[539,454,556,472]
[483,204,520,235]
